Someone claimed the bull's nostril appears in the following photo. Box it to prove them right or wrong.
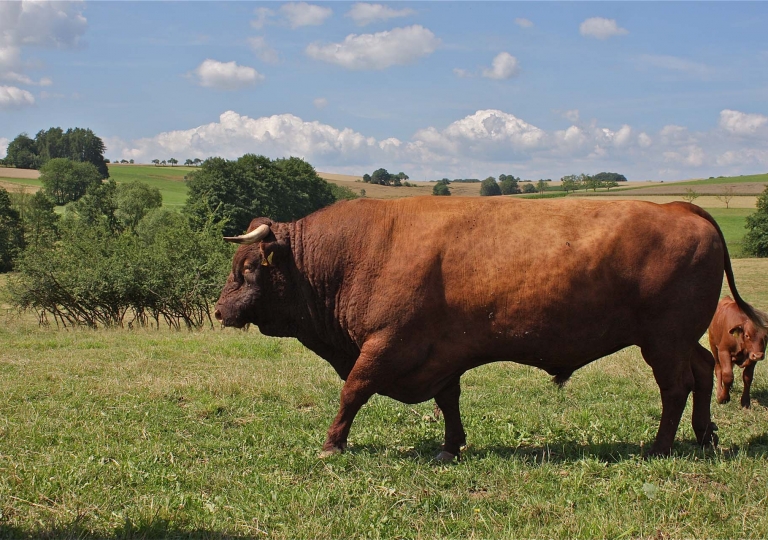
[214,309,223,321]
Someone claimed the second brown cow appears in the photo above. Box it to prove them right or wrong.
[708,296,767,408]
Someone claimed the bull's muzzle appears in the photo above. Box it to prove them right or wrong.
[749,351,764,361]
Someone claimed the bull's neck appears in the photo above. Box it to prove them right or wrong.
[286,220,359,374]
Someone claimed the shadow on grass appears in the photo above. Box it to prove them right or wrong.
[0,522,263,540]
[348,433,768,463]
[750,387,768,408]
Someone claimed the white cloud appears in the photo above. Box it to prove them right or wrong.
[192,59,264,90]
[0,71,52,86]
[637,54,712,79]
[0,1,87,87]
[515,18,534,28]
[0,85,35,109]
[563,109,580,122]
[579,17,628,40]
[453,68,472,78]
[346,3,416,26]
[719,109,768,135]
[248,36,279,64]
[251,7,275,30]
[306,25,440,70]
[0,137,8,159]
[280,2,332,29]
[313,97,328,109]
[481,52,520,80]
[111,108,768,182]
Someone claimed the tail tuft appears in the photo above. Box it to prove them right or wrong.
[552,371,573,388]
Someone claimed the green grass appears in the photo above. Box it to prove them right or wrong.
[679,173,768,186]
[2,260,768,538]
[0,177,43,189]
[704,207,751,257]
[107,164,194,209]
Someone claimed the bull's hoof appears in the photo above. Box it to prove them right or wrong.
[717,395,730,405]
[318,445,344,459]
[697,422,719,447]
[741,398,751,409]
[434,450,456,462]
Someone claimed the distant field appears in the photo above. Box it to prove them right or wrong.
[108,164,193,209]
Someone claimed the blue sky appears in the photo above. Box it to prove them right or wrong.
[1,1,767,181]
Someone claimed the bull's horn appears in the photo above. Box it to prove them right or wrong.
[223,224,270,245]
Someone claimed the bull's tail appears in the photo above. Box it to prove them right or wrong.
[683,203,768,331]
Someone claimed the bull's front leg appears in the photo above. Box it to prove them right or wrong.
[433,379,466,462]
[741,363,756,409]
[319,339,387,457]
[716,350,734,404]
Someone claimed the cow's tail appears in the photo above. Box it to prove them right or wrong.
[684,203,768,331]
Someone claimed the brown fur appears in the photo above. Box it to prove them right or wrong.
[215,197,760,457]
[708,296,767,408]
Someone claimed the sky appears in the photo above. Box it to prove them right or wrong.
[1,1,768,182]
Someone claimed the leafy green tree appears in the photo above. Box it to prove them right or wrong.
[169,158,178,167]
[185,159,193,166]
[433,183,451,196]
[115,181,163,231]
[5,133,38,169]
[583,175,600,192]
[65,179,120,234]
[328,183,359,201]
[499,174,520,195]
[537,179,548,194]
[593,172,627,183]
[184,154,336,236]
[744,186,768,257]
[362,173,372,183]
[23,191,59,250]
[522,183,537,194]
[152,159,160,166]
[0,187,25,272]
[62,127,109,178]
[561,175,579,193]
[480,177,501,196]
[604,179,619,191]
[40,158,103,205]
[371,168,391,186]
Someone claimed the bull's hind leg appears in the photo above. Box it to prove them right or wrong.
[434,379,466,462]
[690,343,718,446]
[641,343,696,456]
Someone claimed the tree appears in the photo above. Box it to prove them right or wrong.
[184,154,336,236]
[561,174,579,193]
[537,179,548,194]
[169,158,178,167]
[5,133,38,169]
[433,183,451,196]
[184,159,193,166]
[152,159,160,166]
[0,187,25,272]
[522,183,537,194]
[22,191,59,249]
[716,186,736,209]
[60,127,109,178]
[371,168,391,186]
[743,186,768,256]
[328,183,359,201]
[604,179,619,191]
[193,158,201,166]
[583,175,599,192]
[115,181,163,231]
[40,158,103,205]
[480,177,501,196]
[682,188,700,203]
[499,174,520,195]
[362,173,372,183]
[594,172,627,183]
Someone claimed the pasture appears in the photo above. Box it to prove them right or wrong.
[1,260,768,539]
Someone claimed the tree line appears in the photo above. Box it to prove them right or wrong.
[361,168,414,187]
[1,127,109,178]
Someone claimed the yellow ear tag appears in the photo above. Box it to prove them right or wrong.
[262,252,274,266]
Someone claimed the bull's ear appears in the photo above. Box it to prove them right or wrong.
[260,240,289,267]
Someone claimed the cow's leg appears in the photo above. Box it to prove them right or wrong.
[716,350,734,404]
[433,379,466,462]
[641,344,695,456]
[690,343,718,446]
[320,340,387,457]
[714,355,723,403]
[741,363,756,409]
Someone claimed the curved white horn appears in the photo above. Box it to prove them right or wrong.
[223,224,271,245]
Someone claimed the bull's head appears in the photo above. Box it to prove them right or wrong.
[730,320,768,367]
[214,219,293,334]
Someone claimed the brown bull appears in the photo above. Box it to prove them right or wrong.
[708,296,767,408]
[214,197,765,459]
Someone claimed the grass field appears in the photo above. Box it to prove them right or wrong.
[107,164,193,209]
[2,259,768,538]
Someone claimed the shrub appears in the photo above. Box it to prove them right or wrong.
[479,177,501,196]
[40,158,102,205]
[433,183,451,196]
[0,187,25,272]
[744,186,768,257]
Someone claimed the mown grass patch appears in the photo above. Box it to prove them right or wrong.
[107,164,193,209]
[2,260,768,538]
